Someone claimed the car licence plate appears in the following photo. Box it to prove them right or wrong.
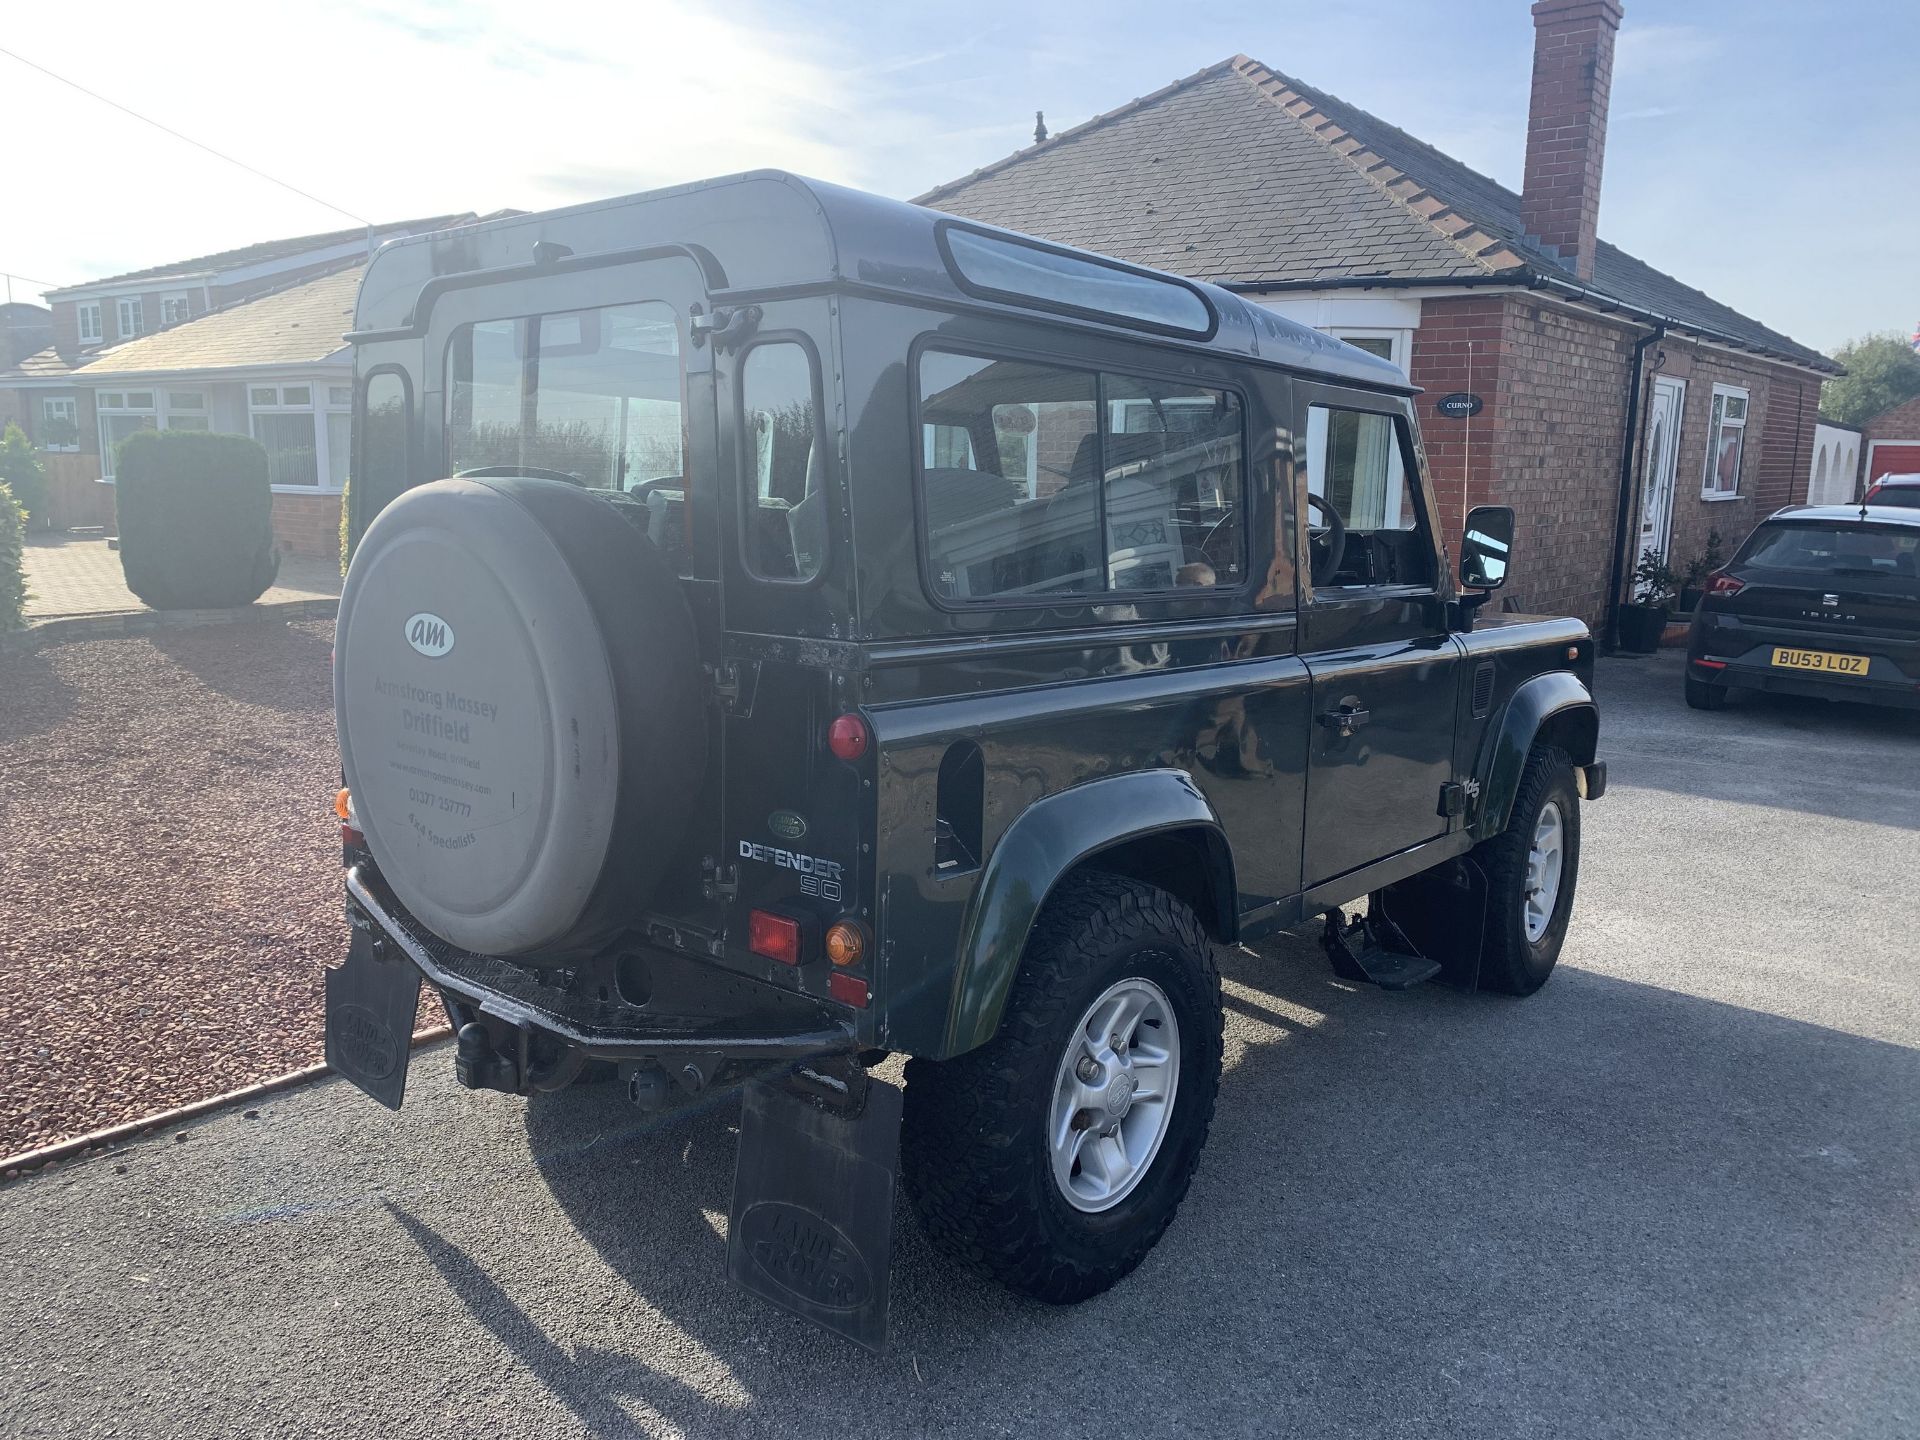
[1770,647,1868,676]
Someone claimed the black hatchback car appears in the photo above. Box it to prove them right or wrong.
[1686,505,1920,711]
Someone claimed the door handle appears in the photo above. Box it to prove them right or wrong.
[1317,703,1371,739]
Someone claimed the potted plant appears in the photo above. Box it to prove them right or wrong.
[1677,529,1726,614]
[1617,550,1678,654]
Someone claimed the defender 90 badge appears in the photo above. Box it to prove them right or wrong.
[405,613,455,657]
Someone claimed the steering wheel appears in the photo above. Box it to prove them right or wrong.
[1304,492,1348,586]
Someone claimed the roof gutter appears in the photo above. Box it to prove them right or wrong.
[1604,322,1666,653]
[1222,268,1842,377]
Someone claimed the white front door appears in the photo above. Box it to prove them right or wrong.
[1639,375,1685,572]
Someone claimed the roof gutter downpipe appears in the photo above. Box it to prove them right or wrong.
[1604,322,1667,653]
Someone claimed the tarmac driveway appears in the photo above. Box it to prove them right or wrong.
[4,651,1917,1438]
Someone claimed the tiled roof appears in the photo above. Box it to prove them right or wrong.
[919,56,1833,372]
[0,345,81,380]
[69,265,363,378]
[48,215,466,294]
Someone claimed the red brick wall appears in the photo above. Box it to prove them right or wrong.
[1865,393,1920,444]
[1646,344,1820,584]
[1411,294,1638,630]
[1409,296,1506,546]
[271,491,342,560]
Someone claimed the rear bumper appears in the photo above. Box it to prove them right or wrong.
[344,867,855,1062]
[1687,616,1920,709]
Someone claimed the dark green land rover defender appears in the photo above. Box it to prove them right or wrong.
[328,171,1606,1348]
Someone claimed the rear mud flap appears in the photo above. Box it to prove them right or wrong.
[325,926,422,1110]
[1374,855,1489,992]
[727,1075,903,1352]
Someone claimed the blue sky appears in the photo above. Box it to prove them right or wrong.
[4,0,1914,352]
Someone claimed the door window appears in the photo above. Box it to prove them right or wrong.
[1304,403,1434,588]
[917,347,1244,602]
[355,371,412,520]
[739,340,827,582]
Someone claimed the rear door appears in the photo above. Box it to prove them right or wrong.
[1295,383,1458,889]
[420,256,729,931]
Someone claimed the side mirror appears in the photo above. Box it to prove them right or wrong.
[1460,505,1515,591]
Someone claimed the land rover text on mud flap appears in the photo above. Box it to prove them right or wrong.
[327,172,1607,1350]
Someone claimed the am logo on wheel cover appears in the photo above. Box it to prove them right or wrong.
[405,612,454,657]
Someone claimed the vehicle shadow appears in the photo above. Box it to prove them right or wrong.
[387,935,1920,1438]
[149,617,334,714]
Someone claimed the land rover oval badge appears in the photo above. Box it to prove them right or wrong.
[769,810,808,841]
[405,612,454,657]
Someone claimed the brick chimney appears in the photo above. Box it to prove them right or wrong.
[1520,0,1624,281]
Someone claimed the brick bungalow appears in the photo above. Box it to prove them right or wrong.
[1863,392,1920,490]
[916,0,1841,636]
[0,216,467,555]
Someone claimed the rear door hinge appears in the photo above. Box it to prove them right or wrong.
[702,858,739,902]
[1438,781,1468,820]
[688,303,762,352]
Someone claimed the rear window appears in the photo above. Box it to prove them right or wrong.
[446,302,683,494]
[1740,524,1920,576]
[1868,480,1920,509]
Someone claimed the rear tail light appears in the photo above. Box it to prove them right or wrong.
[335,788,363,845]
[1703,571,1746,597]
[748,909,803,965]
[827,713,870,762]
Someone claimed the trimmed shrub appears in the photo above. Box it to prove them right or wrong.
[0,423,48,531]
[0,480,26,631]
[117,430,280,610]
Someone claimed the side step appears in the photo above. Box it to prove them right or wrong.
[1320,909,1441,991]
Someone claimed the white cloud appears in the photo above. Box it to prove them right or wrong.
[1,0,871,301]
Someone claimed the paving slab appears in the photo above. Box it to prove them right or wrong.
[22,533,340,620]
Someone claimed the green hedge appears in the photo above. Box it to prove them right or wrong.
[0,480,26,632]
[0,423,47,531]
[116,430,280,610]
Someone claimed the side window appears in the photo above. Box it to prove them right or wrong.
[917,347,1245,602]
[1103,374,1243,590]
[1305,403,1434,588]
[921,351,1100,601]
[739,340,827,582]
[356,371,412,521]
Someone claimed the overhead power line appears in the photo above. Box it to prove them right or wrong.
[0,45,372,227]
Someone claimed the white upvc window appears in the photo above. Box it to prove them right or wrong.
[116,296,147,340]
[1702,384,1749,499]
[96,391,157,476]
[40,397,80,451]
[249,379,348,492]
[95,388,210,477]
[77,302,103,344]
[159,292,192,325]
[1327,328,1414,377]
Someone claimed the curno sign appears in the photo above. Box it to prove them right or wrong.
[1435,393,1483,419]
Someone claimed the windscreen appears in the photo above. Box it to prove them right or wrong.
[1739,523,1920,577]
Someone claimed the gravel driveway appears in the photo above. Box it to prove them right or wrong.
[2,651,1917,1438]
[0,619,423,1157]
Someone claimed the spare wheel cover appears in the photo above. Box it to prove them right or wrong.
[336,479,626,955]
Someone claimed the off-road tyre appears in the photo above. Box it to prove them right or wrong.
[900,872,1223,1304]
[1684,675,1728,710]
[1474,743,1580,997]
